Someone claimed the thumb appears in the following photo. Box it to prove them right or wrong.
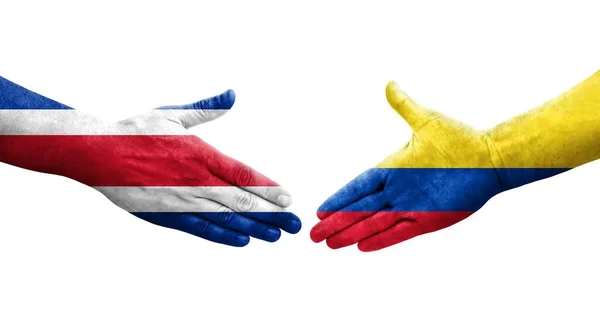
[155,89,236,129]
[386,81,433,130]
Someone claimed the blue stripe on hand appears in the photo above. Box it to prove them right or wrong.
[0,76,73,110]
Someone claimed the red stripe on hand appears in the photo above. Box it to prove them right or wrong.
[0,135,278,187]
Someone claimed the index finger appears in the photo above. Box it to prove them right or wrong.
[206,149,293,208]
[317,169,387,220]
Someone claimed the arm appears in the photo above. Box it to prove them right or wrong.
[0,76,301,247]
[0,76,113,134]
[488,72,600,188]
[311,71,600,251]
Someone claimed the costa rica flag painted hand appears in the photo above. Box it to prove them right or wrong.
[0,76,301,247]
[310,80,585,252]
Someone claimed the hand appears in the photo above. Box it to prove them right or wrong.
[310,81,506,251]
[0,77,301,247]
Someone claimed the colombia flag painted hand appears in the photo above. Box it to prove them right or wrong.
[312,72,600,252]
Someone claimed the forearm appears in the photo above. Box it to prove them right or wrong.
[487,71,600,171]
[0,76,116,177]
[0,110,114,135]
[0,76,113,135]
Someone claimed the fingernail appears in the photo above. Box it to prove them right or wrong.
[277,195,292,207]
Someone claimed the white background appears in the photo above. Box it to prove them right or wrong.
[0,1,599,325]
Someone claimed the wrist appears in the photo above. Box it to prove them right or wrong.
[0,111,121,183]
[481,71,600,190]
[483,130,569,191]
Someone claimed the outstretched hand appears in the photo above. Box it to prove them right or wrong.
[311,81,505,251]
[0,77,301,246]
[111,91,302,246]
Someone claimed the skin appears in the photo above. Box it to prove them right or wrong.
[0,88,301,247]
[311,81,502,252]
[312,73,600,252]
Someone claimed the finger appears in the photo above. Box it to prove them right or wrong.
[386,81,434,130]
[201,185,284,213]
[133,212,250,247]
[243,212,302,235]
[154,89,236,128]
[206,152,293,208]
[310,193,387,243]
[357,220,422,252]
[245,185,293,208]
[199,196,302,235]
[197,210,282,243]
[326,211,405,249]
[316,169,387,220]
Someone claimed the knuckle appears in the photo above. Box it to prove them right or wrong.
[192,99,208,110]
[118,116,146,132]
[216,206,236,225]
[191,219,211,235]
[234,166,255,186]
[234,191,254,212]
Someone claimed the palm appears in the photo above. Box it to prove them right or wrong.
[311,81,502,251]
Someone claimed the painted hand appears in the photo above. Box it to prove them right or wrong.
[0,77,301,247]
[310,81,563,251]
